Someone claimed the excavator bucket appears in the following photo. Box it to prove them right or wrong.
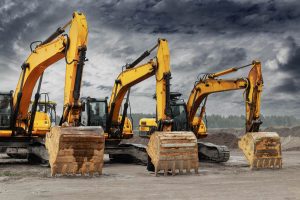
[45,126,105,176]
[147,131,199,176]
[238,132,282,169]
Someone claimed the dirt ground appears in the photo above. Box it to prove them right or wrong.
[0,150,300,200]
[198,126,300,150]
[1,127,300,200]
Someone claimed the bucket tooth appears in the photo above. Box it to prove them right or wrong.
[46,126,105,176]
[147,131,199,176]
[238,132,282,169]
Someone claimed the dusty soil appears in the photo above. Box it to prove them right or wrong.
[0,151,300,200]
[1,128,300,200]
[202,126,300,150]
[200,132,239,148]
[264,126,300,137]
[208,126,300,137]
[126,126,300,150]
[127,126,300,150]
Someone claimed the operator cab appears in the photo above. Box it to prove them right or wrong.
[36,101,57,125]
[30,93,57,125]
[0,92,13,130]
[80,97,108,127]
[169,92,189,131]
[152,92,189,131]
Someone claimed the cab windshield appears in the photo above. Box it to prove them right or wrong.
[170,103,188,131]
[0,94,12,129]
[170,104,186,118]
[29,102,57,125]
[38,102,57,125]
[89,101,106,126]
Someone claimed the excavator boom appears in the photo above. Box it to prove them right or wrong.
[0,12,104,176]
[85,39,198,176]
[145,39,198,176]
[187,61,282,169]
[238,61,282,169]
[44,12,105,176]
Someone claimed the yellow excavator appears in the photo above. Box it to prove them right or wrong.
[5,93,57,159]
[81,39,199,175]
[140,61,282,169]
[0,12,105,176]
[186,61,282,169]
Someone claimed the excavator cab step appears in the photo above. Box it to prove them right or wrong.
[46,126,105,176]
[238,132,282,169]
[147,131,199,176]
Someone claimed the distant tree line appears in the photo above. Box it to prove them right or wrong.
[130,113,300,129]
[205,115,300,128]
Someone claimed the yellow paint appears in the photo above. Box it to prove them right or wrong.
[106,39,171,139]
[192,117,207,137]
[117,115,133,138]
[186,61,282,168]
[186,61,262,137]
[0,130,13,137]
[5,12,88,136]
[138,118,157,137]
[31,112,51,135]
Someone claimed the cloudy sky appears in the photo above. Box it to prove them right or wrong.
[0,0,299,118]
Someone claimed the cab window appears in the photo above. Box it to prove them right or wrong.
[0,94,12,129]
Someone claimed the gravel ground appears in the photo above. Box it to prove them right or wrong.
[0,150,299,200]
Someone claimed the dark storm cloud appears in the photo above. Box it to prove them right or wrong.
[0,0,74,70]
[0,0,300,117]
[275,79,299,93]
[217,48,247,70]
[262,97,300,117]
[273,37,300,93]
[130,88,154,98]
[82,81,93,87]
[109,46,137,60]
[96,85,113,91]
[1,0,298,65]
[172,47,247,73]
[83,0,300,34]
